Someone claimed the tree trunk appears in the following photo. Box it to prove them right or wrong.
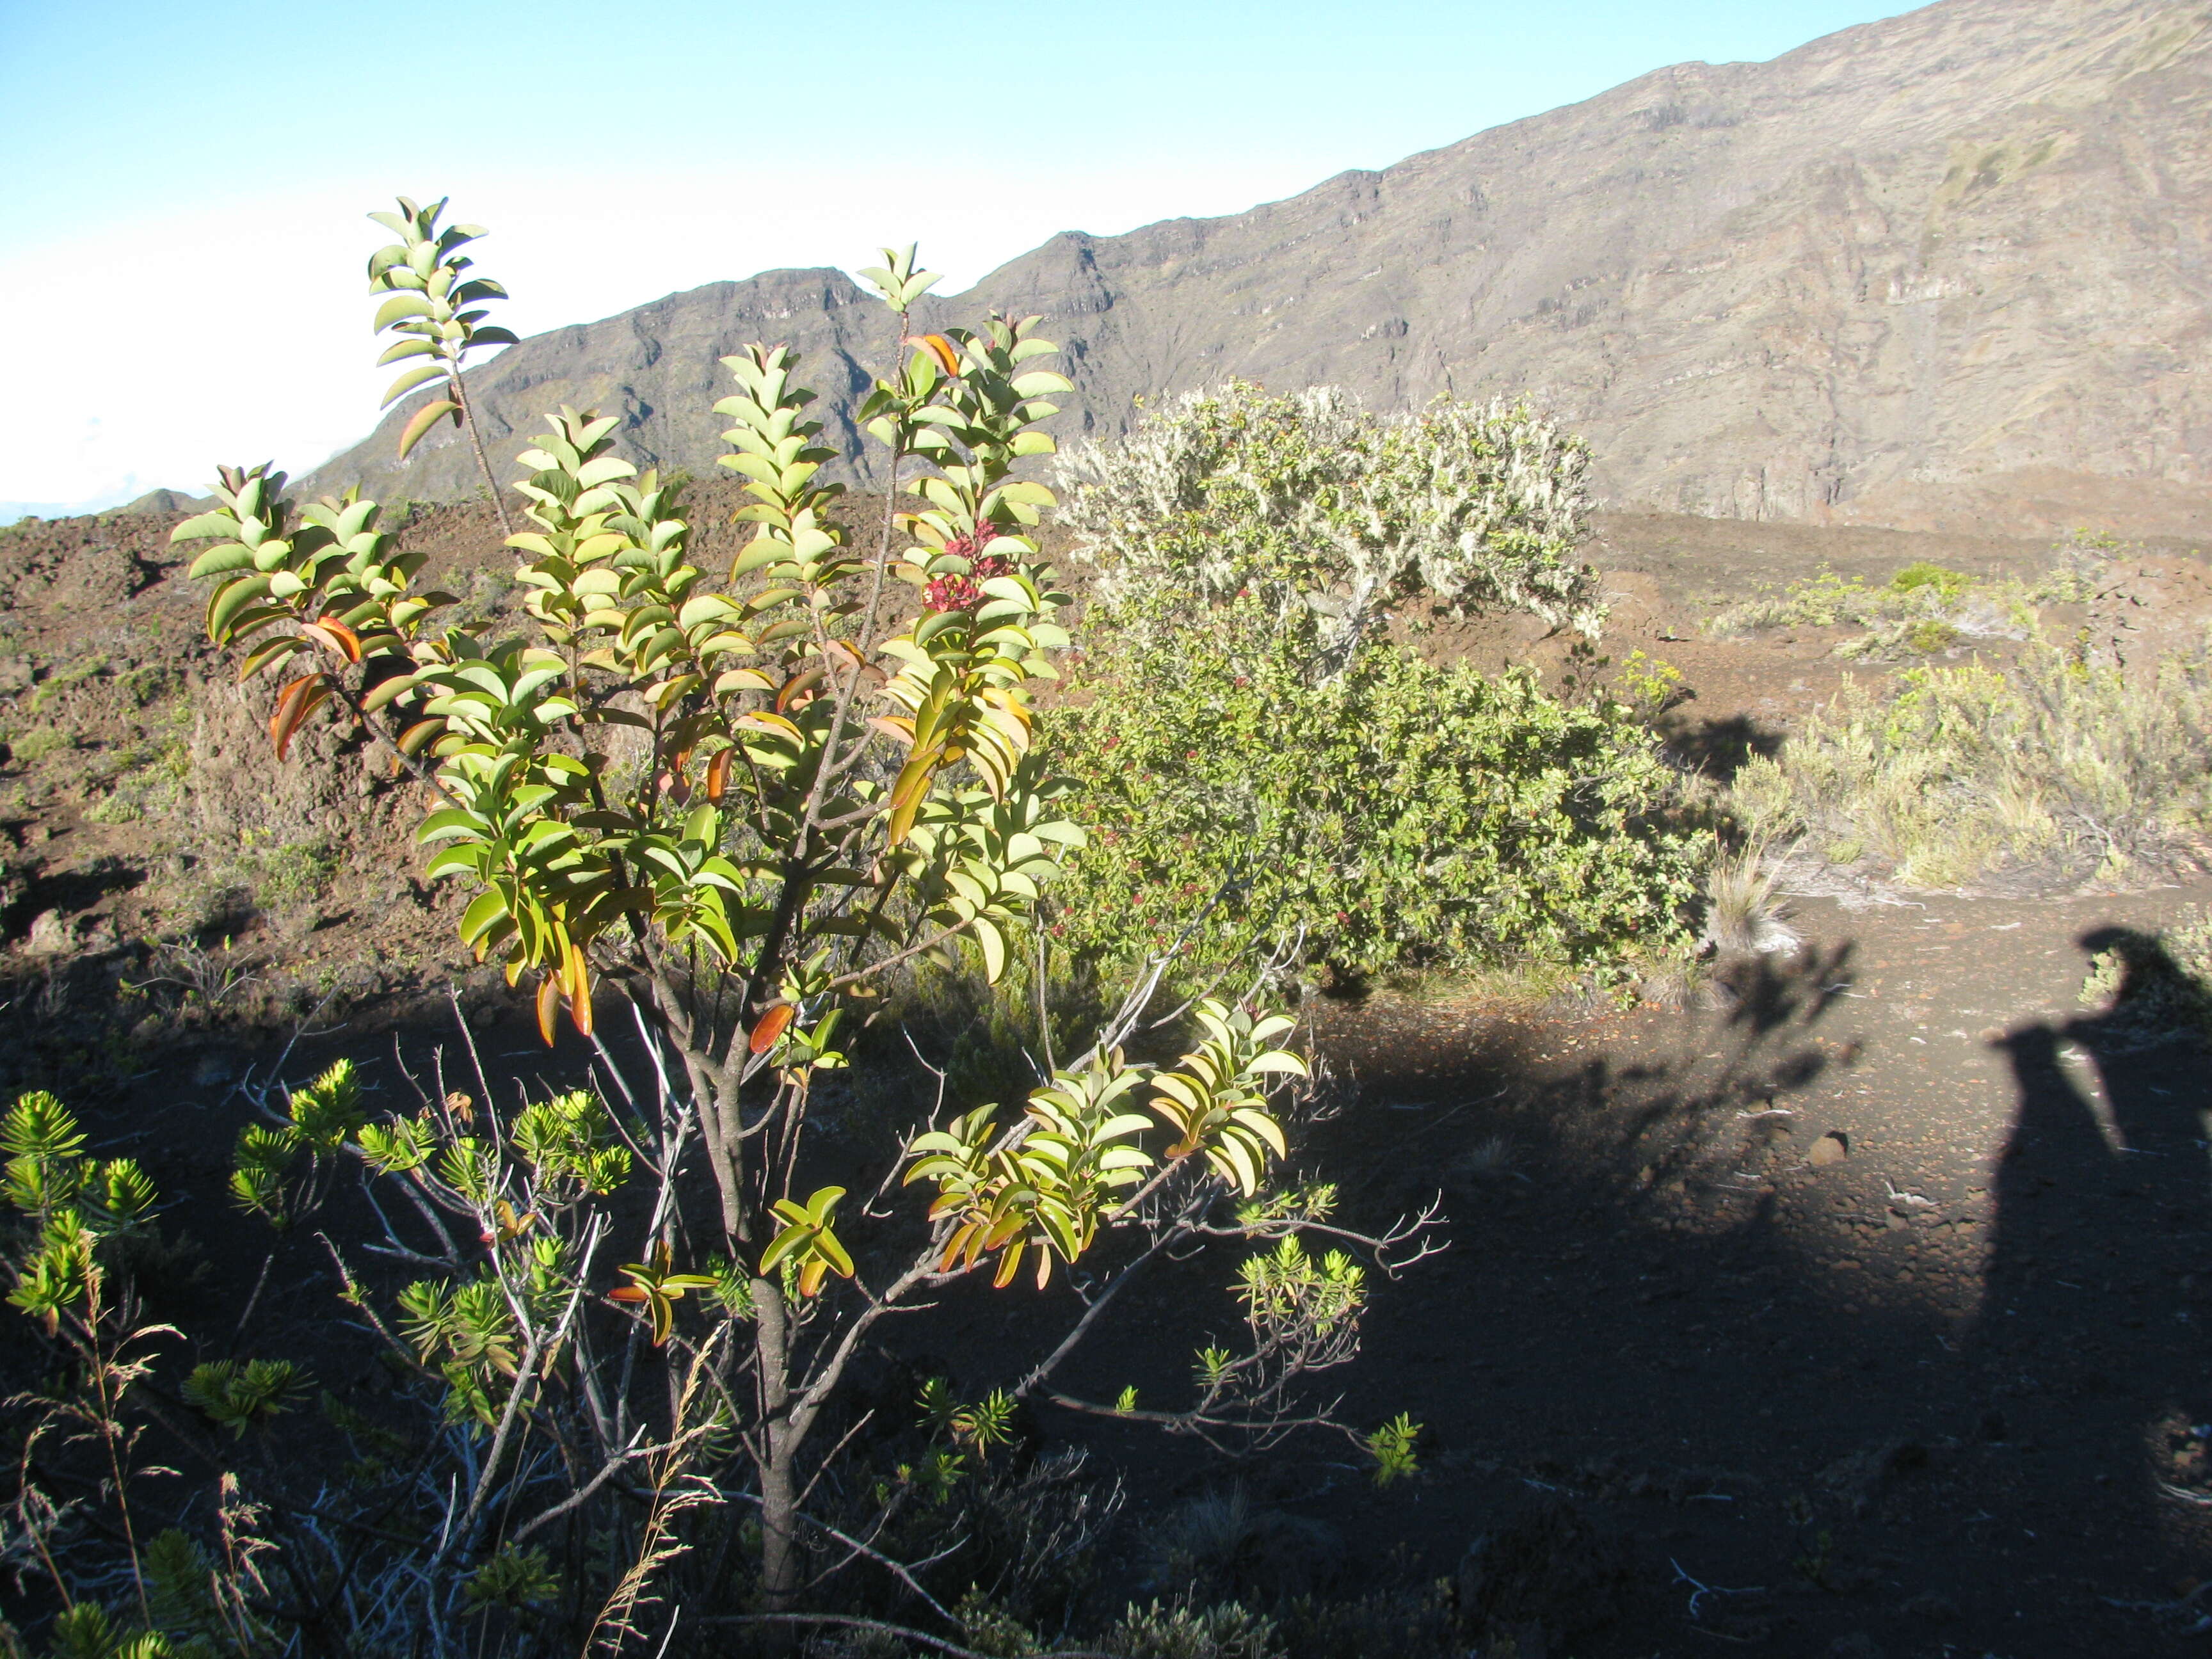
[753,1279,803,1614]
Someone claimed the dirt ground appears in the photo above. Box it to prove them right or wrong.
[1273,877,2212,1658]
[3,500,2211,1655]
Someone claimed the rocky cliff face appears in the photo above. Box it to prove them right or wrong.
[309,0,2212,538]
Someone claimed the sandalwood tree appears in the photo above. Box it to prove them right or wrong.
[4,202,1444,1651]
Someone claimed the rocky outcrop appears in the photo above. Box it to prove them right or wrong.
[309,0,2212,538]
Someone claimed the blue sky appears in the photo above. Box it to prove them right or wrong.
[0,0,1915,515]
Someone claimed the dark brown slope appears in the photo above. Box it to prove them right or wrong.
[310,0,2212,538]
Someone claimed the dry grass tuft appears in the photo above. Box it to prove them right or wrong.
[1700,849,1799,955]
[1733,629,2212,891]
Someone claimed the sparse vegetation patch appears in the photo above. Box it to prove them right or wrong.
[1733,630,2212,888]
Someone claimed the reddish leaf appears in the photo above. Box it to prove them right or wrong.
[749,1004,794,1055]
[535,976,559,1046]
[268,674,328,761]
[300,618,363,663]
[705,748,732,803]
[775,667,825,712]
[606,1286,648,1304]
[565,943,594,1038]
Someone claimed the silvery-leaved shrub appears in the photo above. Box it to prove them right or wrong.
[1045,381,1707,982]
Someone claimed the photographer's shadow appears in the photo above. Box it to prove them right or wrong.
[1975,927,2211,1566]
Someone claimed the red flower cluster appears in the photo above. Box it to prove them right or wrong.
[920,526,1015,614]
[940,526,997,562]
[922,572,984,612]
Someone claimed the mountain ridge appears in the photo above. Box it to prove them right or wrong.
[307,0,2212,538]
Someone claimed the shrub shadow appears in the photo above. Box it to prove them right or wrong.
[1658,710,1786,781]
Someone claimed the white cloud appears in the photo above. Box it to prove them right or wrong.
[0,158,1317,508]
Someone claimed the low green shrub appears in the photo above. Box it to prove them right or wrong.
[228,833,338,907]
[1832,614,1964,661]
[8,726,74,764]
[1708,562,1978,639]
[1107,1600,1287,1659]
[84,736,190,824]
[27,653,108,714]
[1047,618,1708,980]
[1889,560,1971,601]
[1278,1582,1461,1659]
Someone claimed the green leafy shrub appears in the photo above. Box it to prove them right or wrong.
[10,727,74,765]
[1050,630,1703,977]
[1888,560,1971,601]
[1046,383,1704,982]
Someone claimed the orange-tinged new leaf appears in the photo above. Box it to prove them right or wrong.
[940,1221,982,1272]
[775,667,824,712]
[749,1004,794,1055]
[607,1286,648,1304]
[564,942,593,1037]
[917,333,961,376]
[269,674,327,761]
[536,976,559,1046]
[300,618,364,663]
[885,748,942,846]
[705,748,732,802]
